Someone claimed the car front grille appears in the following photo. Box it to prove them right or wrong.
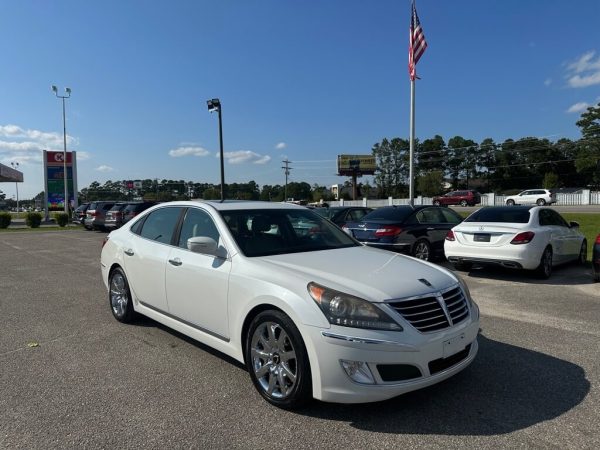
[387,286,469,332]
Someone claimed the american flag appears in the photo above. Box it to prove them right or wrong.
[409,0,427,81]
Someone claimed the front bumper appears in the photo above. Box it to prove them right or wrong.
[303,318,479,403]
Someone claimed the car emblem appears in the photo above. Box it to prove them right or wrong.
[479,226,485,231]
[359,224,366,228]
[418,278,433,287]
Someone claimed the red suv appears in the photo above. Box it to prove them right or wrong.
[433,190,481,207]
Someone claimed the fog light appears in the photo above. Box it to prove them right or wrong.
[340,360,375,384]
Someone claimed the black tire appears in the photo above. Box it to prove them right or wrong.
[536,198,546,206]
[452,261,472,272]
[594,265,600,283]
[578,240,587,265]
[459,200,468,207]
[506,199,515,206]
[245,310,312,409]
[412,239,432,261]
[108,267,137,323]
[535,246,553,279]
[433,200,441,206]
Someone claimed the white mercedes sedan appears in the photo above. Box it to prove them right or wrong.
[101,201,479,408]
[445,206,587,278]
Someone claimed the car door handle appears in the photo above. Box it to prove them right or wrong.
[124,249,134,256]
[168,258,182,266]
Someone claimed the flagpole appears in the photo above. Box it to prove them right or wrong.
[409,78,415,206]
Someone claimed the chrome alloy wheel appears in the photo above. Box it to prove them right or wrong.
[250,322,298,399]
[110,271,129,318]
[414,241,430,260]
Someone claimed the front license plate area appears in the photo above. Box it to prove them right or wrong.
[442,333,466,358]
[474,233,490,242]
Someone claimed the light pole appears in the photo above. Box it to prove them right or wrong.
[52,85,71,214]
[207,98,225,202]
[10,162,19,212]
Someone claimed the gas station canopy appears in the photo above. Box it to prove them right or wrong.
[0,163,23,182]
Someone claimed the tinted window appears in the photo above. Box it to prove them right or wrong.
[362,207,414,222]
[548,210,568,227]
[178,208,220,249]
[465,207,531,223]
[139,207,182,244]
[416,208,444,224]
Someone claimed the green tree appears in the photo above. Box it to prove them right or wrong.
[575,102,600,188]
[417,170,444,196]
[372,137,410,198]
[542,172,559,189]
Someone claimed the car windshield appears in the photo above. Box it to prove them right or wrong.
[465,207,531,223]
[361,206,414,222]
[220,208,359,257]
[313,207,342,219]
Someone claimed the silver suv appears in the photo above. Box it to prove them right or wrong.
[84,201,116,230]
[505,189,556,206]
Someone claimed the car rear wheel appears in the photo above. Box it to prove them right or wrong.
[459,200,468,207]
[245,310,312,409]
[109,267,137,323]
[578,241,587,265]
[536,247,553,279]
[412,239,431,261]
[536,199,546,206]
[506,199,515,206]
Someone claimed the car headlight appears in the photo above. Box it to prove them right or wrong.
[457,276,479,319]
[308,282,402,331]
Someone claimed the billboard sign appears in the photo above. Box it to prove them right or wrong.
[337,154,377,176]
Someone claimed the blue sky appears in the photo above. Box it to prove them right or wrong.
[1,0,600,199]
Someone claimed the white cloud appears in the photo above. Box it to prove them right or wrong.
[222,150,272,165]
[566,102,590,114]
[544,78,552,86]
[565,51,600,88]
[275,142,287,150]
[168,146,210,157]
[0,124,75,146]
[95,165,114,172]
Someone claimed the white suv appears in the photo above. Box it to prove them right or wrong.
[505,189,556,206]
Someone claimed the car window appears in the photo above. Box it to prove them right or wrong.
[348,209,370,221]
[539,209,552,226]
[416,208,444,224]
[178,208,220,249]
[220,209,358,257]
[139,207,183,245]
[440,208,463,224]
[548,210,569,227]
[465,208,531,223]
[362,207,414,222]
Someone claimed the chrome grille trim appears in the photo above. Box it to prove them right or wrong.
[385,284,470,333]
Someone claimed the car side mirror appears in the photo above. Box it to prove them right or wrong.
[188,236,221,256]
[569,221,580,228]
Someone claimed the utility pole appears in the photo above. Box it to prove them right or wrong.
[282,159,292,201]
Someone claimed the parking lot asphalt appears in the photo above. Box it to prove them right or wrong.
[1,229,599,449]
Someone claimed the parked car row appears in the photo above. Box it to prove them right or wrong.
[74,201,157,231]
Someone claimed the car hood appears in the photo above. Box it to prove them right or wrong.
[249,245,458,302]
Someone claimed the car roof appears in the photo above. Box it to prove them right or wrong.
[163,200,309,212]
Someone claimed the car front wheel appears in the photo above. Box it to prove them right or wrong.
[109,267,137,323]
[433,200,441,206]
[245,310,312,409]
[506,199,515,206]
[536,247,553,279]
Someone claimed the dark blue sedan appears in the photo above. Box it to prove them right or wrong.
[343,205,463,261]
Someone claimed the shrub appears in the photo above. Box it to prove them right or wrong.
[0,212,11,229]
[54,212,69,227]
[25,212,43,228]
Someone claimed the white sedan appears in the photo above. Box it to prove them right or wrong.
[445,206,587,278]
[101,200,479,408]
